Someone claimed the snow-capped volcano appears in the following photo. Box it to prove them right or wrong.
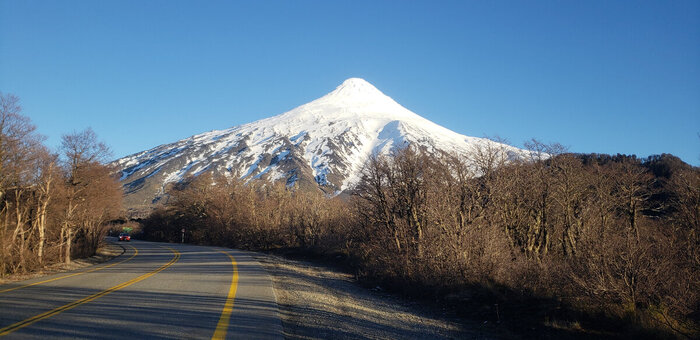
[114,78,525,208]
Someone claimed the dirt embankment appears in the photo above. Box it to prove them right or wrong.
[257,253,506,340]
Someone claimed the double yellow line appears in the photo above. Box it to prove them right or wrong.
[0,247,180,336]
[0,244,138,294]
[212,250,239,340]
[0,246,240,339]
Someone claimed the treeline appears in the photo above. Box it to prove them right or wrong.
[143,174,348,252]
[142,141,698,337]
[0,93,122,277]
[354,144,698,336]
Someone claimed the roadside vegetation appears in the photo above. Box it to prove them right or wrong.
[142,138,699,338]
[0,93,122,278]
[3,92,696,338]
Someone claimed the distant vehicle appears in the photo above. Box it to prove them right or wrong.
[118,233,131,242]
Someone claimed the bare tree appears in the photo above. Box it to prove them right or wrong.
[30,147,59,265]
[612,160,653,242]
[0,93,39,201]
[60,128,114,264]
[0,93,44,274]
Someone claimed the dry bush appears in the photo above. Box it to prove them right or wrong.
[1,94,122,276]
[142,141,698,337]
[144,174,352,254]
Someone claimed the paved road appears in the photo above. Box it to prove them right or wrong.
[0,238,282,339]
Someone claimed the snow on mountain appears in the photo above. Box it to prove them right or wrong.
[113,78,526,208]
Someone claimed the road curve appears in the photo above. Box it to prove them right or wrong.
[0,238,282,339]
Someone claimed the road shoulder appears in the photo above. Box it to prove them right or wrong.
[255,252,497,339]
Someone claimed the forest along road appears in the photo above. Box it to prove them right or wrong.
[0,238,282,339]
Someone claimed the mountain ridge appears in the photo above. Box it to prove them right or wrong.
[113,78,526,209]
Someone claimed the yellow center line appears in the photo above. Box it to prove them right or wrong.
[0,246,180,336]
[211,251,239,340]
[0,244,139,294]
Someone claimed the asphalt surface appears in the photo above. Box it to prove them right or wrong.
[0,238,282,339]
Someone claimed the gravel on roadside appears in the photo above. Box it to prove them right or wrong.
[256,252,502,340]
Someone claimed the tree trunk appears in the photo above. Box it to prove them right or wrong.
[37,204,46,265]
[59,225,65,262]
[63,195,77,265]
[65,227,72,265]
[37,174,52,265]
[0,204,8,277]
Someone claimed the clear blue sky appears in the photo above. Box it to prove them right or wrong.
[1,0,699,165]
